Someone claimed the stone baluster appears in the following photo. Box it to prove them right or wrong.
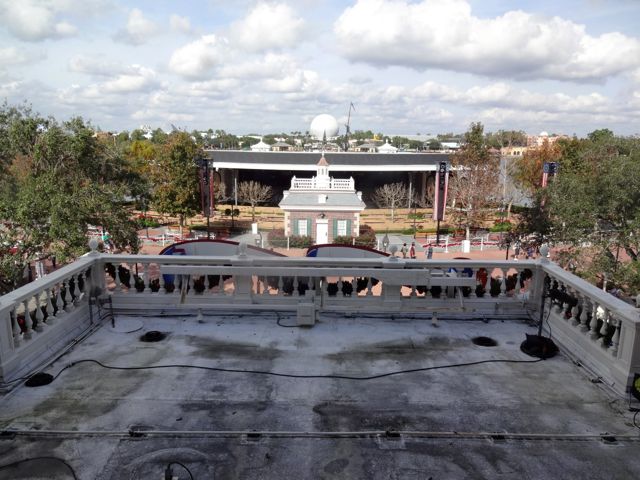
[410,282,417,297]
[34,292,45,332]
[10,306,21,347]
[78,270,87,301]
[599,308,610,346]
[569,288,580,326]
[114,264,122,292]
[159,269,166,294]
[294,276,300,296]
[579,296,590,332]
[497,269,506,296]
[608,316,621,357]
[22,299,33,340]
[261,277,269,296]
[63,281,73,313]
[277,276,284,296]
[45,288,56,324]
[55,284,65,316]
[143,264,153,293]
[188,274,196,296]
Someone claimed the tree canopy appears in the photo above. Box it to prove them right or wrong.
[0,104,141,294]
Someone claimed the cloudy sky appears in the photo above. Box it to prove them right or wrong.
[1,0,639,136]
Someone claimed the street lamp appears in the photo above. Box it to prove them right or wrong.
[196,153,212,239]
[382,233,390,252]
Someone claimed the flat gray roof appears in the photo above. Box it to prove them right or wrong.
[280,191,366,209]
[1,313,639,479]
[206,150,450,171]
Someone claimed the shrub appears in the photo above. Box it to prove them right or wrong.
[333,235,353,245]
[267,228,312,248]
[490,221,512,232]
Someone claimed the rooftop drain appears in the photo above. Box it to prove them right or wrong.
[24,372,54,387]
[140,331,166,342]
[471,336,498,347]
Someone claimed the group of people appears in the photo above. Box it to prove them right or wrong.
[513,242,536,260]
[398,241,435,259]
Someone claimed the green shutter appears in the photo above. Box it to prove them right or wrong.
[307,218,312,237]
[293,218,298,235]
[333,219,338,239]
[346,219,352,237]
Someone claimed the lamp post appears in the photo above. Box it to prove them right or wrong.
[196,154,211,239]
[382,233,390,252]
[142,198,149,239]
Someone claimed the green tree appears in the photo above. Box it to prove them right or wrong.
[0,105,140,293]
[540,134,640,293]
[150,132,200,235]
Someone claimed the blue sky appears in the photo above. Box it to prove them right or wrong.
[1,0,639,136]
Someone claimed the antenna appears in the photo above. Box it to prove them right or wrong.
[344,102,355,151]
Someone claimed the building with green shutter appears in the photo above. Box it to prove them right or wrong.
[279,155,365,244]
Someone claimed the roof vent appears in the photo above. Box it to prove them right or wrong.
[25,372,54,387]
[140,331,166,342]
[472,336,498,347]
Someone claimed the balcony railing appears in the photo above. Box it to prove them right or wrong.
[290,176,355,190]
[1,249,638,395]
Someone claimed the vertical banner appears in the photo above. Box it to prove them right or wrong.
[542,162,558,188]
[199,167,210,217]
[433,161,449,221]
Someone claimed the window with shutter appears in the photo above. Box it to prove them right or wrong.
[297,219,308,236]
[337,220,348,236]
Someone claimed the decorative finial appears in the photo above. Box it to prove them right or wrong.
[88,237,99,254]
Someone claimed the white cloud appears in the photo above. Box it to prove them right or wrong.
[170,14,192,34]
[0,47,43,67]
[169,35,228,79]
[102,66,158,93]
[69,55,126,76]
[230,2,305,52]
[334,0,640,82]
[115,8,159,45]
[0,0,78,41]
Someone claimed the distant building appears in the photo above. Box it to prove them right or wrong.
[279,155,365,244]
[250,139,271,152]
[271,141,293,152]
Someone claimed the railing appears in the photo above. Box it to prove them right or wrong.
[0,254,99,386]
[0,251,638,395]
[290,176,355,190]
[540,260,640,393]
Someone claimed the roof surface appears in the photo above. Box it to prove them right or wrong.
[205,150,449,167]
[1,312,639,479]
[279,191,365,208]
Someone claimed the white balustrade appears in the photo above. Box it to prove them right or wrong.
[1,253,638,395]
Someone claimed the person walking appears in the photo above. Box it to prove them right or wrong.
[401,243,408,258]
[427,245,433,259]
[409,242,416,259]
